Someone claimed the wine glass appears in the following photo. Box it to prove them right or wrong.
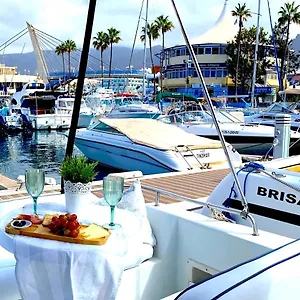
[25,169,45,215]
[102,176,124,230]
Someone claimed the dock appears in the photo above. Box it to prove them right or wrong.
[0,174,19,191]
[0,169,230,204]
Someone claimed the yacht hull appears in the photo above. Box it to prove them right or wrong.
[177,123,300,156]
[74,125,241,175]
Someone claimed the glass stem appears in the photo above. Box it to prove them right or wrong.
[109,205,115,226]
[33,197,37,215]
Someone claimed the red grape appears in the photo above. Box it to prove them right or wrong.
[70,214,77,221]
[61,219,69,229]
[52,216,58,222]
[54,220,61,227]
[70,230,78,238]
[68,221,76,231]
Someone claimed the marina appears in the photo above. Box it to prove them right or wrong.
[0,0,300,299]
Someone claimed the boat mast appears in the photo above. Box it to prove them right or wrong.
[27,22,49,84]
[64,0,97,163]
[250,0,261,108]
[170,0,250,217]
[142,0,149,99]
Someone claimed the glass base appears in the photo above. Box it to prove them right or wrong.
[102,223,121,230]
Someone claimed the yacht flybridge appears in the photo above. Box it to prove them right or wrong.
[74,118,242,174]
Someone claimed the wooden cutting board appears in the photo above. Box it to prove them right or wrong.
[5,222,110,245]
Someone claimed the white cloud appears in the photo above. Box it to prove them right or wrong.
[0,0,299,55]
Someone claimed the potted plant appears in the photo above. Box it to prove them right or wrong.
[60,156,98,214]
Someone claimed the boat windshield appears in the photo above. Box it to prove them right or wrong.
[114,97,143,106]
[159,110,241,124]
[265,103,293,114]
[91,122,122,135]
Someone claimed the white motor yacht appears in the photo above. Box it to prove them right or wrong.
[106,96,161,119]
[74,118,241,174]
[245,103,300,131]
[159,110,300,155]
[55,96,94,128]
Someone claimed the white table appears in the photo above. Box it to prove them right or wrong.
[0,195,152,300]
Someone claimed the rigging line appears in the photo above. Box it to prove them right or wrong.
[128,0,145,71]
[0,30,28,53]
[34,25,126,74]
[36,30,129,77]
[35,31,81,69]
[37,39,56,73]
[34,27,63,44]
[170,0,250,218]
[36,32,79,72]
[122,0,145,92]
[37,36,62,74]
[8,43,26,89]
[0,28,27,49]
[266,0,282,92]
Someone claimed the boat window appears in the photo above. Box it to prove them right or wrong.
[92,122,122,134]
[26,83,45,90]
[212,47,219,54]
[59,101,66,107]
[66,101,74,107]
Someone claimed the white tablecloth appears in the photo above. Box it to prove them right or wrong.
[0,200,149,300]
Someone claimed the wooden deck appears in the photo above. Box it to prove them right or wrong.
[0,174,18,190]
[93,168,230,205]
[0,169,230,204]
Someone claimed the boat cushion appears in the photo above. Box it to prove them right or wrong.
[176,238,300,299]
[100,118,224,150]
[99,179,156,247]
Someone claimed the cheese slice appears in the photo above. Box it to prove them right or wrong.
[80,224,109,240]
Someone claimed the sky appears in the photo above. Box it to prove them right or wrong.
[0,0,299,55]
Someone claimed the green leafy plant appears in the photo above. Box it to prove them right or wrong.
[60,156,98,184]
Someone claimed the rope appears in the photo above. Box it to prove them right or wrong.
[127,0,145,73]
[208,205,236,223]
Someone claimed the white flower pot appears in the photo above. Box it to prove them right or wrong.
[64,181,93,216]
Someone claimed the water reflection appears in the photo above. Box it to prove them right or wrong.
[0,131,116,182]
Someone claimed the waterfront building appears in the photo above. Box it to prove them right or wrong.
[0,64,38,95]
[161,0,279,99]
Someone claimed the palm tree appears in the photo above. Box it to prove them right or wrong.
[107,28,122,88]
[278,1,300,89]
[155,15,174,92]
[232,3,252,97]
[55,43,66,83]
[93,31,109,87]
[64,39,77,93]
[141,23,160,95]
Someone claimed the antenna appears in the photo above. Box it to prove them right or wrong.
[142,0,149,98]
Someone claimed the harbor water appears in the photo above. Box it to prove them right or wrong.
[0,131,118,183]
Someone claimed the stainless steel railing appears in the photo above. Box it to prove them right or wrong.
[141,184,259,236]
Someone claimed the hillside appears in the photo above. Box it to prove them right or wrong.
[0,45,161,74]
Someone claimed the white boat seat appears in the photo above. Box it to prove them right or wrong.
[176,238,300,299]
[0,246,15,268]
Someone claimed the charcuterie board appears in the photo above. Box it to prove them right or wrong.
[5,221,110,246]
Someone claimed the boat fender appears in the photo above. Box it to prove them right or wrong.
[20,114,33,129]
[0,115,6,126]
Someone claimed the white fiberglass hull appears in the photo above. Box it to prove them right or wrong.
[74,129,240,175]
[175,122,300,155]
